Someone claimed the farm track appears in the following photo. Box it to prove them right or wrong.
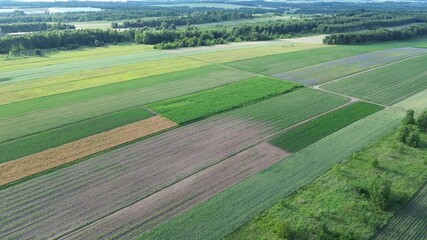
[0,116,277,239]
[374,183,427,240]
[61,143,288,240]
[0,116,176,186]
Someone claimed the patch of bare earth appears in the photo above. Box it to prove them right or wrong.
[63,142,289,239]
[0,116,176,186]
[0,116,276,239]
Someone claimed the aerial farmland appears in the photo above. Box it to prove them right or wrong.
[1,1,427,239]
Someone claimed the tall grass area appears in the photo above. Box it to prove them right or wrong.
[0,107,153,164]
[139,109,403,240]
[229,133,427,240]
[270,102,383,152]
[147,77,300,123]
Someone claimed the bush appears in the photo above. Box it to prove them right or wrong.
[369,174,392,210]
[417,111,427,133]
[34,49,42,56]
[403,110,416,125]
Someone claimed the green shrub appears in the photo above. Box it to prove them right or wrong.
[369,174,392,210]
[417,111,427,133]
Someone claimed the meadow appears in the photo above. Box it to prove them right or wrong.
[140,109,403,240]
[148,77,300,123]
[270,102,383,152]
[323,53,427,105]
[230,133,427,240]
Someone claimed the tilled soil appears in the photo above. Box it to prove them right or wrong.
[0,116,276,240]
[0,116,177,186]
[62,142,289,240]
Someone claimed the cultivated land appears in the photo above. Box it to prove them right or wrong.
[0,88,346,239]
[393,88,427,112]
[63,143,289,240]
[0,116,177,186]
[375,183,427,240]
[141,109,403,240]
[323,53,427,105]
[1,33,427,240]
[230,133,427,240]
[272,47,427,86]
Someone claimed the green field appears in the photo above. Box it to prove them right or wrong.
[0,66,254,143]
[394,88,427,112]
[230,132,427,240]
[0,107,153,164]
[225,38,427,76]
[226,88,349,129]
[322,54,427,105]
[147,77,300,123]
[270,102,383,152]
[140,108,402,240]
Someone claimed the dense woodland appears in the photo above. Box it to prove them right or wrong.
[112,11,252,29]
[0,22,74,34]
[324,24,427,44]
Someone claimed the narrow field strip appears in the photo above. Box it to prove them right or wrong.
[322,53,427,105]
[0,107,153,164]
[0,65,248,119]
[148,77,300,123]
[375,184,427,240]
[0,67,254,143]
[62,143,289,240]
[0,44,154,72]
[393,88,427,113]
[0,89,346,240]
[0,116,176,186]
[272,47,427,86]
[0,50,172,84]
[0,57,207,104]
[140,109,403,240]
[270,102,383,153]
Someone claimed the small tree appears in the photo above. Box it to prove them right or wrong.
[34,49,42,56]
[417,111,427,133]
[369,174,391,210]
[403,110,416,125]
[407,130,420,148]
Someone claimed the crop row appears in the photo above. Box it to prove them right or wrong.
[0,66,254,143]
[270,101,383,152]
[148,77,300,123]
[0,88,346,239]
[0,106,153,164]
[140,109,403,240]
[272,47,427,86]
[323,53,427,105]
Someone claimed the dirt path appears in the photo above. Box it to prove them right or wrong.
[61,143,289,240]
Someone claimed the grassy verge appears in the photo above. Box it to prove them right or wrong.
[139,109,403,240]
[0,107,153,164]
[270,102,383,152]
[229,133,427,240]
[147,77,300,124]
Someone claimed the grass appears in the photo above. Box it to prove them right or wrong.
[140,109,403,240]
[225,37,427,75]
[0,56,207,105]
[270,102,384,153]
[226,88,349,129]
[228,133,427,240]
[0,66,254,143]
[0,106,153,164]
[322,54,427,105]
[147,77,300,123]
[394,88,427,113]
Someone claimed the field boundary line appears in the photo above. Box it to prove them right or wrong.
[317,52,427,88]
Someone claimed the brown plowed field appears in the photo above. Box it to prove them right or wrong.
[0,116,276,240]
[0,116,176,186]
[63,142,289,240]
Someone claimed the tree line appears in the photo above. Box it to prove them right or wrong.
[0,22,74,34]
[323,24,427,45]
[112,11,252,29]
[0,29,132,54]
